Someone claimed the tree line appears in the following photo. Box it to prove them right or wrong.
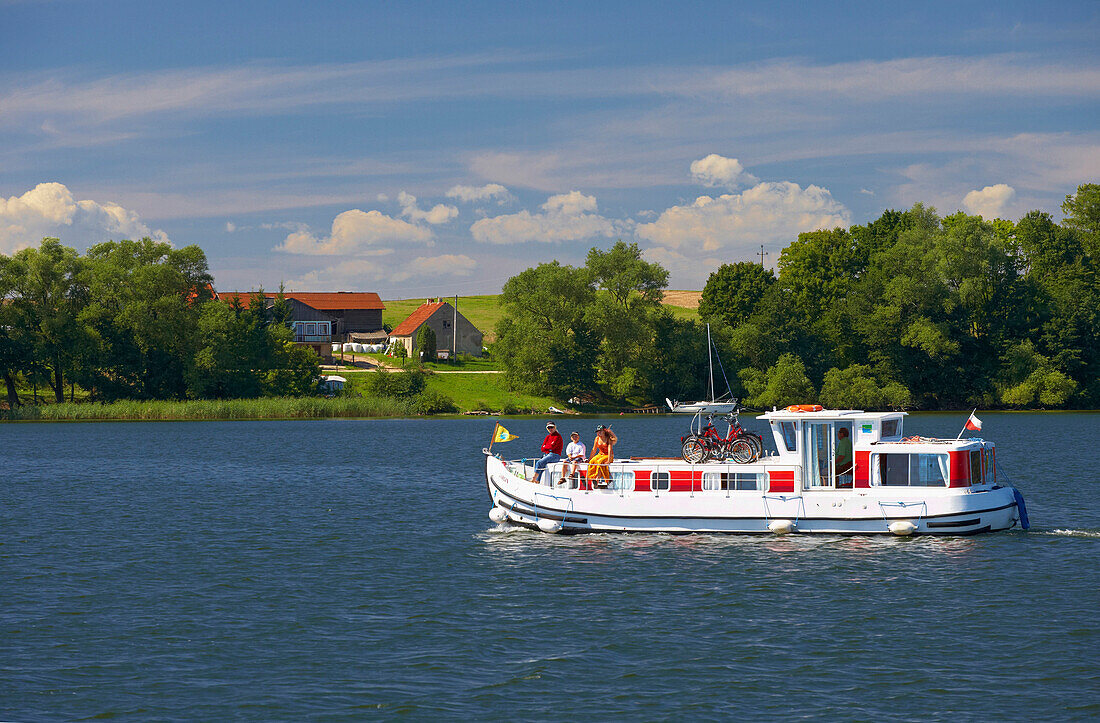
[0,238,319,407]
[497,184,1100,410]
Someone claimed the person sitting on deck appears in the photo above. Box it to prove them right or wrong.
[586,425,617,488]
[564,431,586,484]
[531,421,563,484]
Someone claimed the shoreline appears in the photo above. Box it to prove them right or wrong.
[3,401,1097,423]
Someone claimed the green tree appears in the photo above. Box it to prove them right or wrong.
[0,255,32,407]
[6,238,90,403]
[698,261,775,328]
[416,324,437,362]
[495,261,598,398]
[79,237,212,400]
[818,364,912,410]
[1062,183,1100,256]
[740,353,815,409]
[585,241,670,399]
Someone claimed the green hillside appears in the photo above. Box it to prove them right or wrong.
[383,292,701,343]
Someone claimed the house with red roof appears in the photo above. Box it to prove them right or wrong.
[218,290,388,361]
[390,299,484,358]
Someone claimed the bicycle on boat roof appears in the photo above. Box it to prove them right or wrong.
[680,406,764,464]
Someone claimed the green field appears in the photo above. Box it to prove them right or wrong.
[382,295,506,343]
[422,372,558,413]
[383,292,701,343]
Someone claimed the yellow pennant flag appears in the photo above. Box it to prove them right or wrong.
[492,423,518,444]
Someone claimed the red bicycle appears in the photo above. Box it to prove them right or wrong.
[680,410,763,464]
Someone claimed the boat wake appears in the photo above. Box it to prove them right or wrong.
[1040,528,1100,538]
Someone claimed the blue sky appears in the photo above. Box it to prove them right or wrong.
[2,0,1098,295]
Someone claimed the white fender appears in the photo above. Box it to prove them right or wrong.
[889,520,918,536]
[488,507,508,524]
[768,519,794,534]
[537,518,563,534]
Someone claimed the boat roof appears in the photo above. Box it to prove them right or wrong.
[759,408,906,421]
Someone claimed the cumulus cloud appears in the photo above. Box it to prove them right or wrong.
[962,183,1016,218]
[0,182,168,253]
[397,191,459,225]
[470,191,624,244]
[446,183,513,204]
[285,258,388,289]
[636,181,850,253]
[275,208,432,255]
[690,154,758,188]
[392,253,477,282]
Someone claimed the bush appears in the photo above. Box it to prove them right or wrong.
[412,390,457,414]
[363,369,426,398]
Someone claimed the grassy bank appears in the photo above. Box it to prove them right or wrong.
[422,372,559,413]
[1,396,414,421]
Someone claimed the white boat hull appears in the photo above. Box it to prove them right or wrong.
[484,455,1023,536]
[666,399,738,415]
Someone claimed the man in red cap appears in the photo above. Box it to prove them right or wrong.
[531,421,563,484]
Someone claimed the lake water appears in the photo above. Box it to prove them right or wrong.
[3,413,1099,720]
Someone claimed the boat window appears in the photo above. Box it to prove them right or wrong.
[881,419,900,438]
[780,422,797,451]
[875,453,948,487]
[969,450,982,485]
[650,471,669,491]
[911,454,949,486]
[878,453,909,486]
[612,471,636,491]
[984,449,995,485]
[702,472,763,491]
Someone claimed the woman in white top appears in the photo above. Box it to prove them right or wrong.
[564,431,586,483]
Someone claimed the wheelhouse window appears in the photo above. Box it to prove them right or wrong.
[874,453,948,487]
[650,471,669,491]
[702,472,763,491]
[969,449,983,485]
[780,422,797,451]
[983,448,995,485]
[881,419,900,438]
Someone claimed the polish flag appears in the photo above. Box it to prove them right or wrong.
[964,413,982,431]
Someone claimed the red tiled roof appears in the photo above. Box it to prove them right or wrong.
[218,291,384,311]
[390,302,446,337]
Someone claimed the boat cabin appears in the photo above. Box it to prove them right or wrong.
[759,409,995,491]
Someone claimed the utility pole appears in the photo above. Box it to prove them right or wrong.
[759,244,769,266]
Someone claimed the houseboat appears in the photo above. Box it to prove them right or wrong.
[484,408,1029,536]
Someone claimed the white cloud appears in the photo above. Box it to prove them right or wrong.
[636,181,850,253]
[397,191,459,225]
[275,208,432,255]
[690,154,758,188]
[225,221,236,232]
[285,258,387,289]
[392,253,477,282]
[446,183,513,204]
[962,184,1016,219]
[0,181,168,253]
[470,191,624,244]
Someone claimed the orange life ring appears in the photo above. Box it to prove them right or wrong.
[786,404,824,412]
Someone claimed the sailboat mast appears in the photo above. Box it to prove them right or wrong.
[707,323,714,402]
